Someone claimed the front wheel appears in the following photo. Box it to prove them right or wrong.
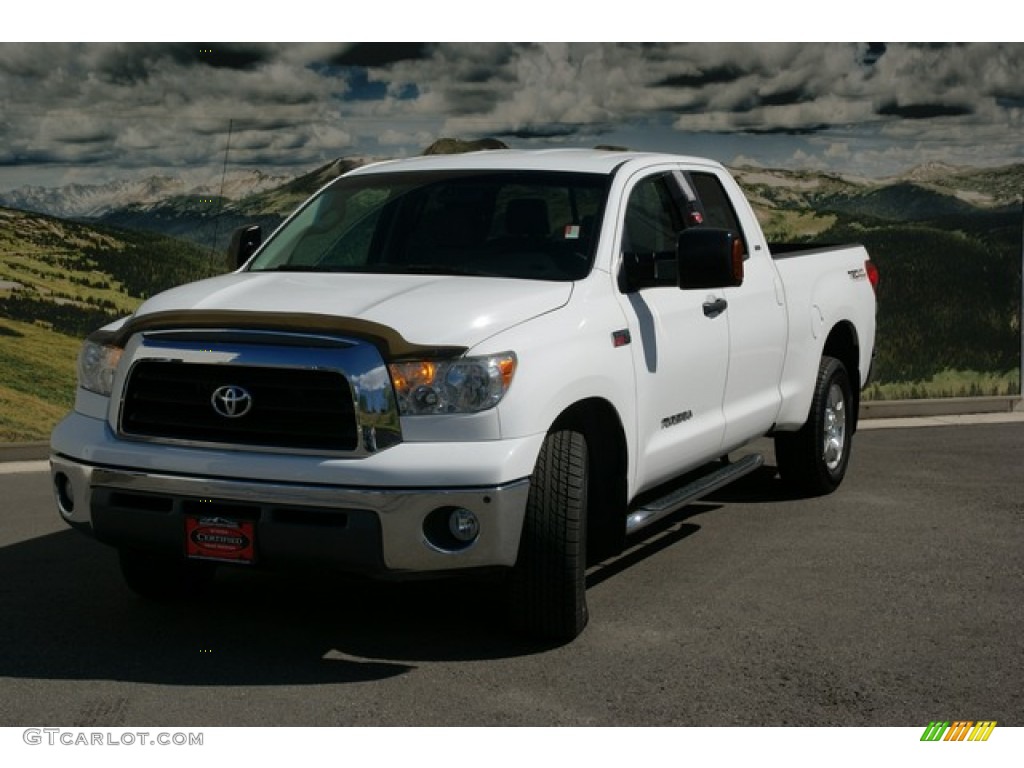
[507,429,589,643]
[775,356,854,496]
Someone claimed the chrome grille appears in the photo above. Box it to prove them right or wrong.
[120,360,359,452]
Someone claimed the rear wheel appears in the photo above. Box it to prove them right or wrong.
[507,429,589,642]
[119,549,216,601]
[775,355,854,496]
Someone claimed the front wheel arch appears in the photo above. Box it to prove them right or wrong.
[507,428,589,642]
[549,398,629,562]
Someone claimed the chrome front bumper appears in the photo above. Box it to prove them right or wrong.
[50,454,529,573]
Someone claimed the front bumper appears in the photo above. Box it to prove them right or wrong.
[51,454,529,573]
[49,413,539,573]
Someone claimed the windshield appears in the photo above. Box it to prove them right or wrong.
[247,169,610,281]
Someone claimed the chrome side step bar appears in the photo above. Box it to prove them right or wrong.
[625,453,764,535]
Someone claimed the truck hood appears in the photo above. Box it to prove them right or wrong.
[132,272,573,350]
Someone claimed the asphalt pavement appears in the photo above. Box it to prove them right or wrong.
[0,416,1020,726]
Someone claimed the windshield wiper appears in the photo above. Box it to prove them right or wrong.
[383,264,500,277]
[256,264,337,272]
[251,263,500,277]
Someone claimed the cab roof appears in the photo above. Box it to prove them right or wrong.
[348,148,723,177]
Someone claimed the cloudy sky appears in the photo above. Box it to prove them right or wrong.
[1,41,1021,192]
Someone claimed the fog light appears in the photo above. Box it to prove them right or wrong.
[54,472,75,515]
[448,508,480,543]
[423,505,481,552]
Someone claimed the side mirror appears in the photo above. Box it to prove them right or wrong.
[677,228,744,290]
[227,225,262,270]
[619,251,678,292]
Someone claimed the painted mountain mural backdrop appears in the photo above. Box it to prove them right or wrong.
[1,43,1022,440]
[0,149,1020,441]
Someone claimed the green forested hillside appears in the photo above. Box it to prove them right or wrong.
[745,174,1022,399]
[97,157,368,253]
[1,159,1021,441]
[816,214,1020,386]
[817,183,981,221]
[0,207,221,440]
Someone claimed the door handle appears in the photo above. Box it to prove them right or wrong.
[703,297,728,318]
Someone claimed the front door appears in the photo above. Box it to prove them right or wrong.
[615,169,730,495]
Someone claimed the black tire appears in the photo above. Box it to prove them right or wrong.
[119,549,216,602]
[775,355,854,496]
[507,429,589,642]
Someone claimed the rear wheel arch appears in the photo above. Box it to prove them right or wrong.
[775,355,854,496]
[822,321,861,432]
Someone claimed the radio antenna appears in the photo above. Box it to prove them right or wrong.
[209,118,234,259]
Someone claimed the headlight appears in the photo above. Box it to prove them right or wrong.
[388,352,516,415]
[77,338,123,396]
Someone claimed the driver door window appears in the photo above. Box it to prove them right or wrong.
[623,174,684,257]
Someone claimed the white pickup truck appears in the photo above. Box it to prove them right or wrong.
[50,149,877,641]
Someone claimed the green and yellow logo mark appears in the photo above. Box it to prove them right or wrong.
[920,721,997,742]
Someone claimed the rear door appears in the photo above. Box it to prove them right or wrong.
[688,169,787,448]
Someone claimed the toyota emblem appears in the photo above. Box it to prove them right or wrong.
[210,385,253,418]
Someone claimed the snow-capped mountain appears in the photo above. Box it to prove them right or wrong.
[0,169,292,219]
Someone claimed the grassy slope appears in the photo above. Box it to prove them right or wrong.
[0,207,219,441]
[864,368,1019,401]
[0,162,1020,444]
[0,319,80,441]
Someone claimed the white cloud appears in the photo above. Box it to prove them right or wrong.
[730,154,764,168]
[0,42,1021,188]
[824,143,851,161]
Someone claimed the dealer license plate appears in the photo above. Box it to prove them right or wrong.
[185,517,256,564]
